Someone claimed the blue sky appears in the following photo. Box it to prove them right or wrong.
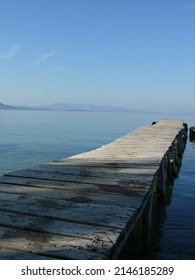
[0,0,195,113]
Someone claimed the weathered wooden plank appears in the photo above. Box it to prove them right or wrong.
[0,183,145,208]
[0,211,121,243]
[0,191,136,215]
[0,226,111,259]
[0,175,151,193]
[4,170,153,186]
[49,160,159,168]
[27,164,157,176]
[0,199,137,229]
[0,181,149,199]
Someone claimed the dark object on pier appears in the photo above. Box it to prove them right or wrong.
[189,126,195,142]
[151,121,158,126]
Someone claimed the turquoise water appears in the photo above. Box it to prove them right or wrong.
[0,110,195,259]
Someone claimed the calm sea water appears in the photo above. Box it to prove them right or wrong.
[0,110,194,259]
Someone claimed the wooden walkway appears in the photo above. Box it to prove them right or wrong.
[0,118,187,259]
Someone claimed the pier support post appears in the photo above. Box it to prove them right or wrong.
[139,192,153,252]
[167,143,177,177]
[175,133,183,157]
[155,158,166,204]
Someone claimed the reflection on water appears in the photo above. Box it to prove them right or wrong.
[190,139,195,149]
[191,142,195,149]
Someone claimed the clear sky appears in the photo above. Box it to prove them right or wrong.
[0,0,195,113]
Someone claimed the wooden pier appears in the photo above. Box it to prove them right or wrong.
[0,118,187,259]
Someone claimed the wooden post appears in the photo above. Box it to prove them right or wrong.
[139,192,153,252]
[156,157,166,204]
[168,143,177,176]
[175,133,183,157]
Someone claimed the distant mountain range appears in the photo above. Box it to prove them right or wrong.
[0,102,17,110]
[40,102,143,112]
[0,102,144,113]
[0,102,48,111]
